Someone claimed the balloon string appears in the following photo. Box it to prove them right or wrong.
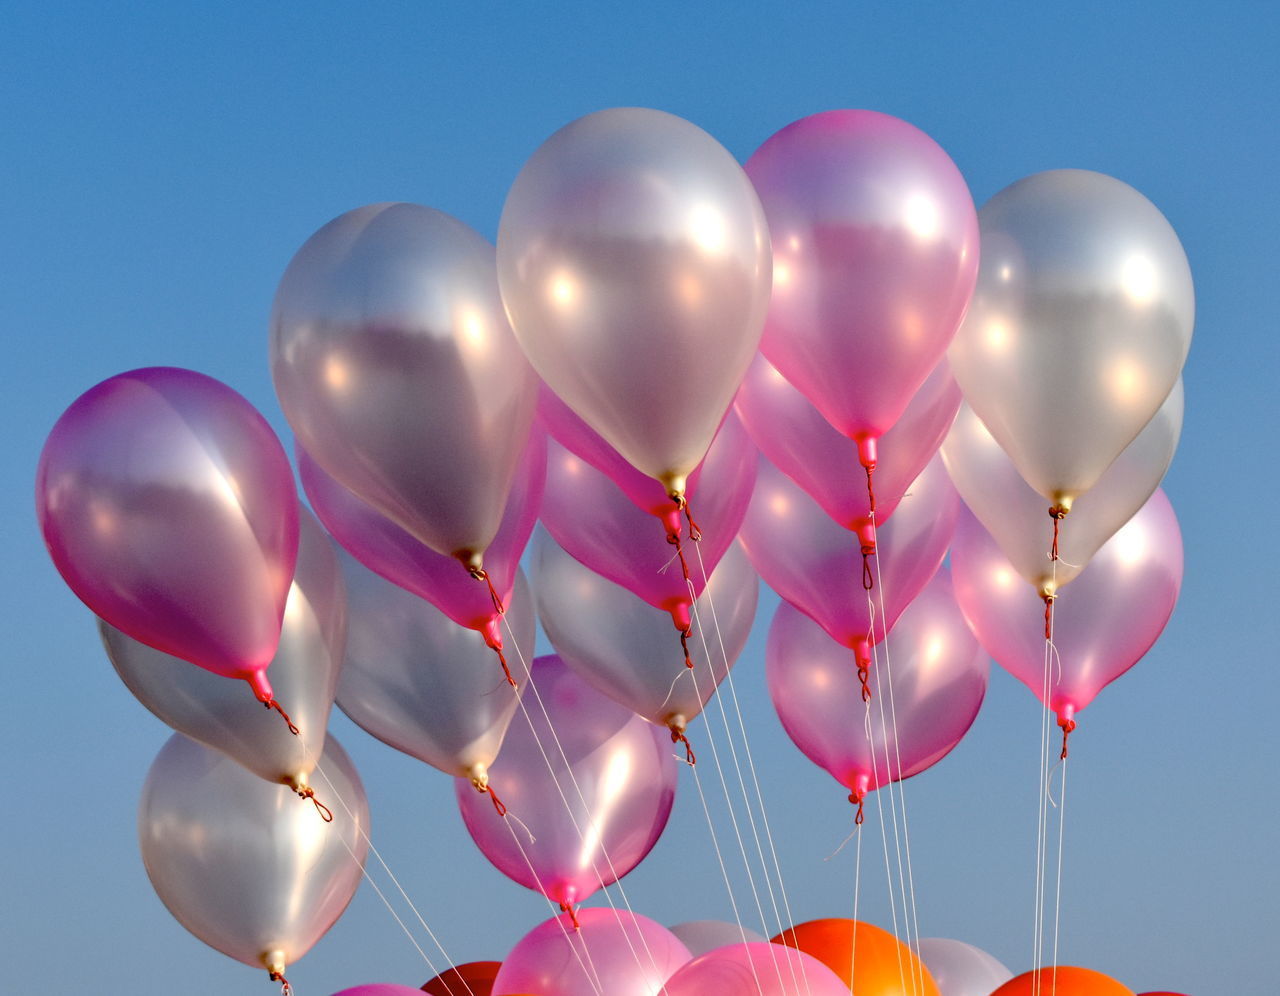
[1049,506,1067,562]
[469,566,507,617]
[1041,593,1055,642]
[268,970,292,996]
[559,901,581,931]
[665,523,694,586]
[264,698,300,736]
[486,784,508,818]
[294,785,334,823]
[865,463,877,515]
[848,789,866,827]
[492,644,517,687]
[670,726,697,766]
[1058,718,1076,761]
[861,543,875,592]
[675,493,703,542]
[679,626,695,669]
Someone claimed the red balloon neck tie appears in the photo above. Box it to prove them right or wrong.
[268,970,292,995]
[669,724,697,766]
[469,567,517,687]
[263,697,300,736]
[559,901,581,930]
[486,784,508,817]
[293,785,333,823]
[663,493,700,676]
[854,638,873,703]
[848,787,866,826]
[1058,717,1077,760]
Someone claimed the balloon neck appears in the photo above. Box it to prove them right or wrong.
[855,435,878,470]
[467,762,490,792]
[285,771,307,794]
[1049,497,1073,516]
[262,950,287,979]
[847,772,871,825]
[481,616,504,651]
[668,718,696,765]
[245,670,274,704]
[668,601,692,633]
[852,636,873,703]
[667,713,688,735]
[854,519,876,553]
[455,549,485,575]
[659,506,683,541]
[1056,704,1078,760]
[661,473,688,501]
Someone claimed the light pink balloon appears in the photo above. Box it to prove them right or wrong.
[538,416,755,630]
[735,352,960,539]
[330,987,426,996]
[745,110,979,460]
[455,656,678,909]
[660,941,851,996]
[493,907,691,996]
[299,428,545,644]
[739,454,958,667]
[951,492,1183,728]
[767,572,989,803]
[36,367,298,701]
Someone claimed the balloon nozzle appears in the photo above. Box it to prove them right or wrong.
[457,550,485,576]
[855,435,878,470]
[246,670,274,704]
[467,762,490,792]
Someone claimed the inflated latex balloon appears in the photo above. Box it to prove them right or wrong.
[768,572,988,809]
[497,106,771,497]
[1136,991,1191,995]
[736,352,960,538]
[917,937,1013,996]
[455,656,677,910]
[299,427,545,644]
[990,967,1135,995]
[745,110,978,466]
[336,555,532,786]
[331,987,429,996]
[540,426,755,631]
[948,169,1194,510]
[271,202,539,572]
[662,941,851,996]
[139,733,369,984]
[740,454,957,672]
[951,492,1182,738]
[773,919,941,996]
[533,531,758,738]
[101,507,343,792]
[942,381,1183,596]
[421,961,502,996]
[493,907,690,996]
[669,921,767,957]
[36,366,298,702]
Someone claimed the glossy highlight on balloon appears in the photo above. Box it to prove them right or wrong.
[990,966,1136,995]
[772,918,941,996]
[36,366,298,699]
[661,941,852,996]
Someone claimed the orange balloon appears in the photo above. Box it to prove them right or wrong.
[422,960,502,996]
[991,967,1135,995]
[771,918,941,996]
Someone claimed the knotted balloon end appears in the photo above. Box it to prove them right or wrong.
[292,783,334,823]
[467,563,507,618]
[559,901,581,930]
[1048,504,1069,562]
[262,697,300,736]
[1057,705,1077,761]
[1041,591,1057,641]
[264,952,291,995]
[486,784,508,817]
[669,720,696,765]
[268,970,292,996]
[679,625,695,669]
[854,638,873,703]
[672,492,703,542]
[664,516,694,584]
[492,644,517,687]
[847,772,871,826]
[856,436,879,513]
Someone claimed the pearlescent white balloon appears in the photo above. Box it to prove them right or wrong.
[948,169,1193,508]
[670,920,767,958]
[918,938,1013,996]
[498,107,772,495]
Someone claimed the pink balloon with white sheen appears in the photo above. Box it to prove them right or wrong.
[745,110,978,457]
[951,492,1182,725]
[493,907,691,996]
[455,656,677,908]
[539,415,755,631]
[299,427,545,642]
[735,351,960,538]
[768,572,989,801]
[661,941,852,996]
[739,454,958,651]
[36,367,298,702]
[329,987,425,996]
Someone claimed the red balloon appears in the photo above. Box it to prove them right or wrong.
[421,961,501,995]
[991,967,1135,995]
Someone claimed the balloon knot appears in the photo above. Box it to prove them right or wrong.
[677,494,703,542]
[471,567,507,617]
[268,970,292,995]
[1058,717,1077,760]
[264,698,300,736]
[864,462,877,515]
[857,662,872,703]
[1041,591,1056,641]
[295,785,334,823]
[486,784,508,817]
[559,901,581,930]
[679,626,695,669]
[665,521,694,584]
[861,546,875,591]
[848,789,866,826]
[670,726,696,765]
[1049,505,1067,562]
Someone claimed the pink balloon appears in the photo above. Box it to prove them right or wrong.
[735,351,960,539]
[951,491,1183,729]
[538,416,756,630]
[745,110,979,461]
[299,428,545,643]
[455,656,678,909]
[661,941,851,996]
[36,367,298,701]
[768,572,989,804]
[330,987,425,996]
[739,454,957,669]
[493,907,691,996]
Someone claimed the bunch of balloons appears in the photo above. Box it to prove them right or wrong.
[34,102,1192,995]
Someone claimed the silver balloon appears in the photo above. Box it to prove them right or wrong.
[497,107,772,495]
[941,380,1183,595]
[101,506,345,790]
[670,920,767,958]
[336,554,532,784]
[271,202,539,570]
[532,530,758,733]
[917,938,1013,996]
[138,732,369,979]
[948,169,1194,509]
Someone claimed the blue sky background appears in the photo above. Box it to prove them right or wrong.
[3,4,1276,994]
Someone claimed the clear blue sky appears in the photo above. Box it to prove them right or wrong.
[3,4,1276,994]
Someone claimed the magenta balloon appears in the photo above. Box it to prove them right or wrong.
[330,987,425,996]
[36,367,298,700]
[539,416,755,630]
[768,571,989,799]
[455,656,678,908]
[493,907,691,996]
[735,351,960,535]
[661,941,851,996]
[299,428,545,639]
[739,453,958,651]
[745,110,979,449]
[951,492,1183,722]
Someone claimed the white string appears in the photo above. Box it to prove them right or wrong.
[1052,754,1069,990]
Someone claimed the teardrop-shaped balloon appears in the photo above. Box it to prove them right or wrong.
[942,381,1182,595]
[138,733,369,979]
[271,202,539,570]
[948,169,1194,508]
[745,110,979,450]
[101,506,343,789]
[497,107,772,496]
[336,556,533,782]
[533,530,758,731]
[36,367,298,700]
[773,918,943,996]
